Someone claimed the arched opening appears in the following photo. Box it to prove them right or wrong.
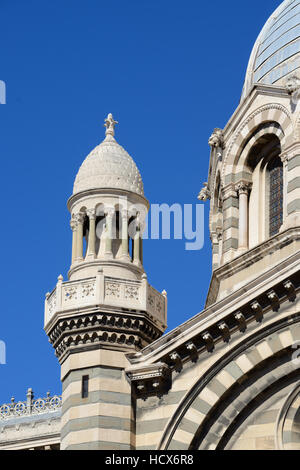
[82,214,89,258]
[112,209,122,258]
[128,214,137,262]
[95,204,106,258]
[247,133,282,248]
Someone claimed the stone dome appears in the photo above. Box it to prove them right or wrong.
[73,115,144,196]
[242,0,300,99]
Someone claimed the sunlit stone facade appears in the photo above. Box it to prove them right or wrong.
[2,0,300,451]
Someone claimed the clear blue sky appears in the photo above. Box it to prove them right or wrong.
[0,0,281,403]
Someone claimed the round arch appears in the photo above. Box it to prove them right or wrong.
[158,318,300,451]
[222,104,293,186]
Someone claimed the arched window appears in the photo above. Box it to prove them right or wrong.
[267,156,283,237]
[247,131,283,247]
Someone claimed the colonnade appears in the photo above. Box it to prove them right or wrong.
[70,208,143,266]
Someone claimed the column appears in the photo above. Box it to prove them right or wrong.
[217,228,223,266]
[70,219,78,265]
[105,208,114,259]
[280,153,289,227]
[86,209,96,259]
[133,218,141,266]
[236,182,251,250]
[121,210,130,260]
[211,232,219,270]
[76,213,84,261]
[139,236,143,265]
[221,184,238,263]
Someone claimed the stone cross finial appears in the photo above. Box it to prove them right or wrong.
[104,113,118,137]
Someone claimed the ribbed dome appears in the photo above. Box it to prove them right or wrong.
[242,0,300,99]
[73,116,144,196]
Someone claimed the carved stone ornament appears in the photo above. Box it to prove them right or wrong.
[285,74,300,95]
[208,128,225,149]
[104,113,118,137]
[235,181,252,196]
[198,182,211,201]
[127,363,172,399]
[86,209,96,220]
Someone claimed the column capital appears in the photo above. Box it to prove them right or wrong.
[70,219,77,231]
[121,209,129,220]
[86,209,96,220]
[74,212,85,225]
[235,181,252,196]
[105,207,115,219]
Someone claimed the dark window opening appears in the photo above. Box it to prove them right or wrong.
[82,375,89,399]
[268,156,283,237]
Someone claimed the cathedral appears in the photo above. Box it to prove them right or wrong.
[2,0,300,451]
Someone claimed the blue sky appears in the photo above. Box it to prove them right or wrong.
[0,0,281,403]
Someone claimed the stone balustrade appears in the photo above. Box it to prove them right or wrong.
[45,272,167,329]
[0,389,62,421]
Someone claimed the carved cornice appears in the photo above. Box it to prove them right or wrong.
[126,363,172,400]
[48,310,163,364]
[126,271,300,400]
[128,249,300,368]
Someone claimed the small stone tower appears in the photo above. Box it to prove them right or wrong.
[44,114,167,450]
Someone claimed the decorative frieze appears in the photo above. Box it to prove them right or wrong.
[124,285,139,301]
[105,281,121,299]
[45,274,166,328]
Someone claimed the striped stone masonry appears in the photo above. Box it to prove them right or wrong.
[61,364,135,450]
[127,263,300,450]
[286,152,300,220]
[221,184,239,262]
